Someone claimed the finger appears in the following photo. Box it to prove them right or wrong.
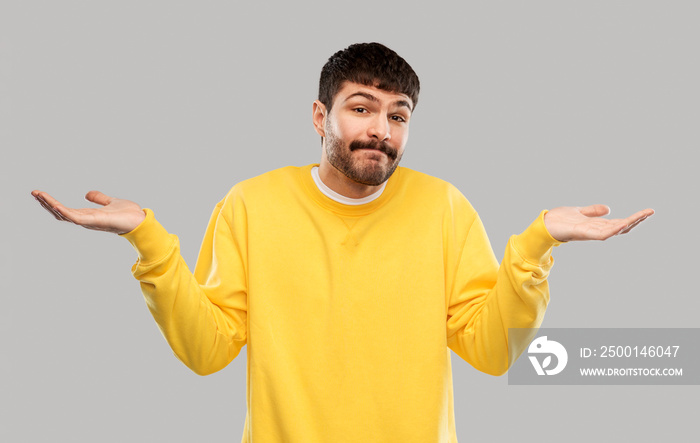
[579,204,611,218]
[34,193,71,222]
[34,192,88,225]
[33,190,63,208]
[599,222,630,240]
[52,203,85,225]
[34,194,64,221]
[45,200,74,224]
[618,215,650,235]
[85,190,113,206]
[622,208,655,226]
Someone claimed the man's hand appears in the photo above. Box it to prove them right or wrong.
[31,190,146,235]
[544,205,654,242]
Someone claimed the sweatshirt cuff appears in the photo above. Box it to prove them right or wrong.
[119,208,175,263]
[511,210,565,265]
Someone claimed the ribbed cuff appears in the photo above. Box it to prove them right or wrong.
[119,208,174,263]
[511,210,565,265]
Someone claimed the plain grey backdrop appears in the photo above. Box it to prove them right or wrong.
[2,1,698,442]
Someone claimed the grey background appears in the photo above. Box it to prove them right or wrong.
[2,0,697,441]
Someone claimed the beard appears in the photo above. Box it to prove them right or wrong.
[324,126,403,186]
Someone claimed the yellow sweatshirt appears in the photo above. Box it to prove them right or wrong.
[121,164,562,442]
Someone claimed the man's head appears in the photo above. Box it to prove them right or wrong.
[318,42,420,114]
[313,43,420,189]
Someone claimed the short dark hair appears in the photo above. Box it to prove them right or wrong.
[318,42,420,113]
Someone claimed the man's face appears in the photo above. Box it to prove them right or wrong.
[321,82,413,186]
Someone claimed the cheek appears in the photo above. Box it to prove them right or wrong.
[328,118,353,141]
[338,121,365,140]
[393,127,409,148]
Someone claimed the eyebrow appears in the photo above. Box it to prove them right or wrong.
[344,92,413,112]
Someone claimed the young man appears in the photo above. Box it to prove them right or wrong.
[32,43,653,442]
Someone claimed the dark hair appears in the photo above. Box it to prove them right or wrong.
[318,42,420,113]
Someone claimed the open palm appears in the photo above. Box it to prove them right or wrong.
[31,190,146,235]
[544,204,654,242]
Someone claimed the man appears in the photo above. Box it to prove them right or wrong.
[32,43,653,442]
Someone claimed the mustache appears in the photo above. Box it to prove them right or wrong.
[348,139,398,160]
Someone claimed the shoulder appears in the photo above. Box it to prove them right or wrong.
[224,166,301,196]
[237,165,300,190]
[215,165,305,212]
[395,166,476,214]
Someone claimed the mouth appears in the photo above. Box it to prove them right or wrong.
[357,147,386,154]
[356,148,388,160]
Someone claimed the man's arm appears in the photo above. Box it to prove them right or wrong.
[446,199,653,376]
[31,189,248,376]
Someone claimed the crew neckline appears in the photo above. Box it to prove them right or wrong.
[310,166,386,205]
[298,164,401,216]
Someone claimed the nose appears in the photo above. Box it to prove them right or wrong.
[367,113,391,142]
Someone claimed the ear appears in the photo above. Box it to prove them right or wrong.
[312,100,327,137]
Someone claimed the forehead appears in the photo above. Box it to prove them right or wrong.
[334,82,413,110]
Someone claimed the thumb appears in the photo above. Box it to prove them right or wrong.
[579,204,611,218]
[85,190,113,206]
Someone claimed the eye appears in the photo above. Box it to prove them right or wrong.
[391,115,406,123]
[352,107,368,113]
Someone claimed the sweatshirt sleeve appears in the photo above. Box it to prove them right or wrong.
[446,206,563,376]
[119,191,248,376]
